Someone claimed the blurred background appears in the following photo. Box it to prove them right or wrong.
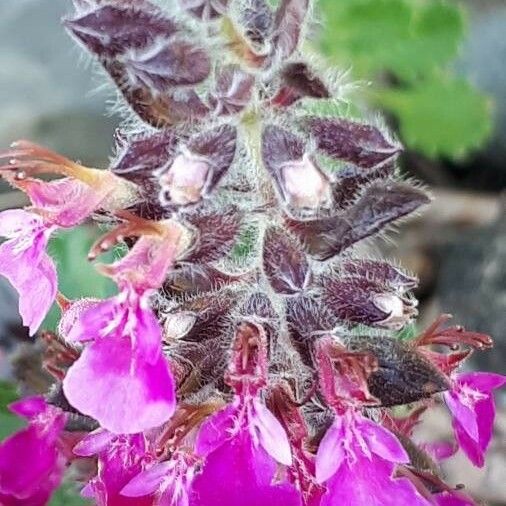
[0,0,504,504]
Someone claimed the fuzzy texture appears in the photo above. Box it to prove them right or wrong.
[0,0,503,505]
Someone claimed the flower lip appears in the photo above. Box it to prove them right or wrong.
[443,371,505,467]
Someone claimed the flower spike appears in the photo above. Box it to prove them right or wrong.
[0,0,502,503]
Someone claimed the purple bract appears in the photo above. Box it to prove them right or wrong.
[0,0,503,505]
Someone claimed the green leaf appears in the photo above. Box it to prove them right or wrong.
[49,482,89,506]
[0,381,22,440]
[0,380,18,412]
[376,77,492,159]
[407,1,465,79]
[318,0,464,81]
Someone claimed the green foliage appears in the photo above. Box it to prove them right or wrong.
[318,0,492,159]
[0,381,22,440]
[375,77,492,159]
[320,0,463,81]
[49,483,89,506]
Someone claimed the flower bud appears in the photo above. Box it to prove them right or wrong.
[309,117,403,168]
[322,275,417,329]
[159,147,210,205]
[159,125,237,206]
[286,180,430,260]
[262,226,310,294]
[262,125,331,211]
[347,335,450,406]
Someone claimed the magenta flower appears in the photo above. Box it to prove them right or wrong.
[63,232,181,433]
[189,321,301,506]
[121,450,199,506]
[64,335,176,434]
[443,371,505,467]
[74,429,153,506]
[15,176,112,227]
[315,410,430,506]
[0,396,66,505]
[64,286,163,364]
[192,400,301,506]
[0,170,131,336]
[433,490,476,505]
[313,338,430,506]
[0,209,57,335]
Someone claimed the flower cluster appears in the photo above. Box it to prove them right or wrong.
[0,0,504,505]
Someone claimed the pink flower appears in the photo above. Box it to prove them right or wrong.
[0,396,67,505]
[16,176,111,227]
[121,450,199,506]
[0,178,124,336]
[74,429,153,506]
[192,397,301,506]
[63,232,181,433]
[64,336,176,434]
[0,141,138,335]
[64,288,162,364]
[433,490,476,505]
[443,371,505,467]
[190,320,301,506]
[315,409,430,506]
[0,209,57,335]
[65,234,179,362]
[312,338,430,506]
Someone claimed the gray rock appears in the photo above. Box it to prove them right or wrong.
[435,214,506,374]
[457,0,506,186]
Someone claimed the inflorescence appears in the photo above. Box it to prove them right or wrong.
[0,1,504,505]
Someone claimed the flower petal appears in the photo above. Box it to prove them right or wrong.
[433,491,475,505]
[134,301,162,364]
[76,297,120,341]
[73,429,116,457]
[320,453,430,506]
[422,441,457,462]
[0,236,57,336]
[196,404,237,457]
[475,396,495,456]
[19,252,58,335]
[121,461,173,497]
[444,391,479,442]
[8,396,46,420]
[457,372,506,393]
[451,417,485,468]
[63,336,176,434]
[192,431,301,506]
[315,419,345,484]
[101,235,179,291]
[0,209,44,238]
[25,178,106,227]
[452,394,496,468]
[251,398,292,466]
[58,298,101,342]
[0,425,62,499]
[359,417,409,464]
